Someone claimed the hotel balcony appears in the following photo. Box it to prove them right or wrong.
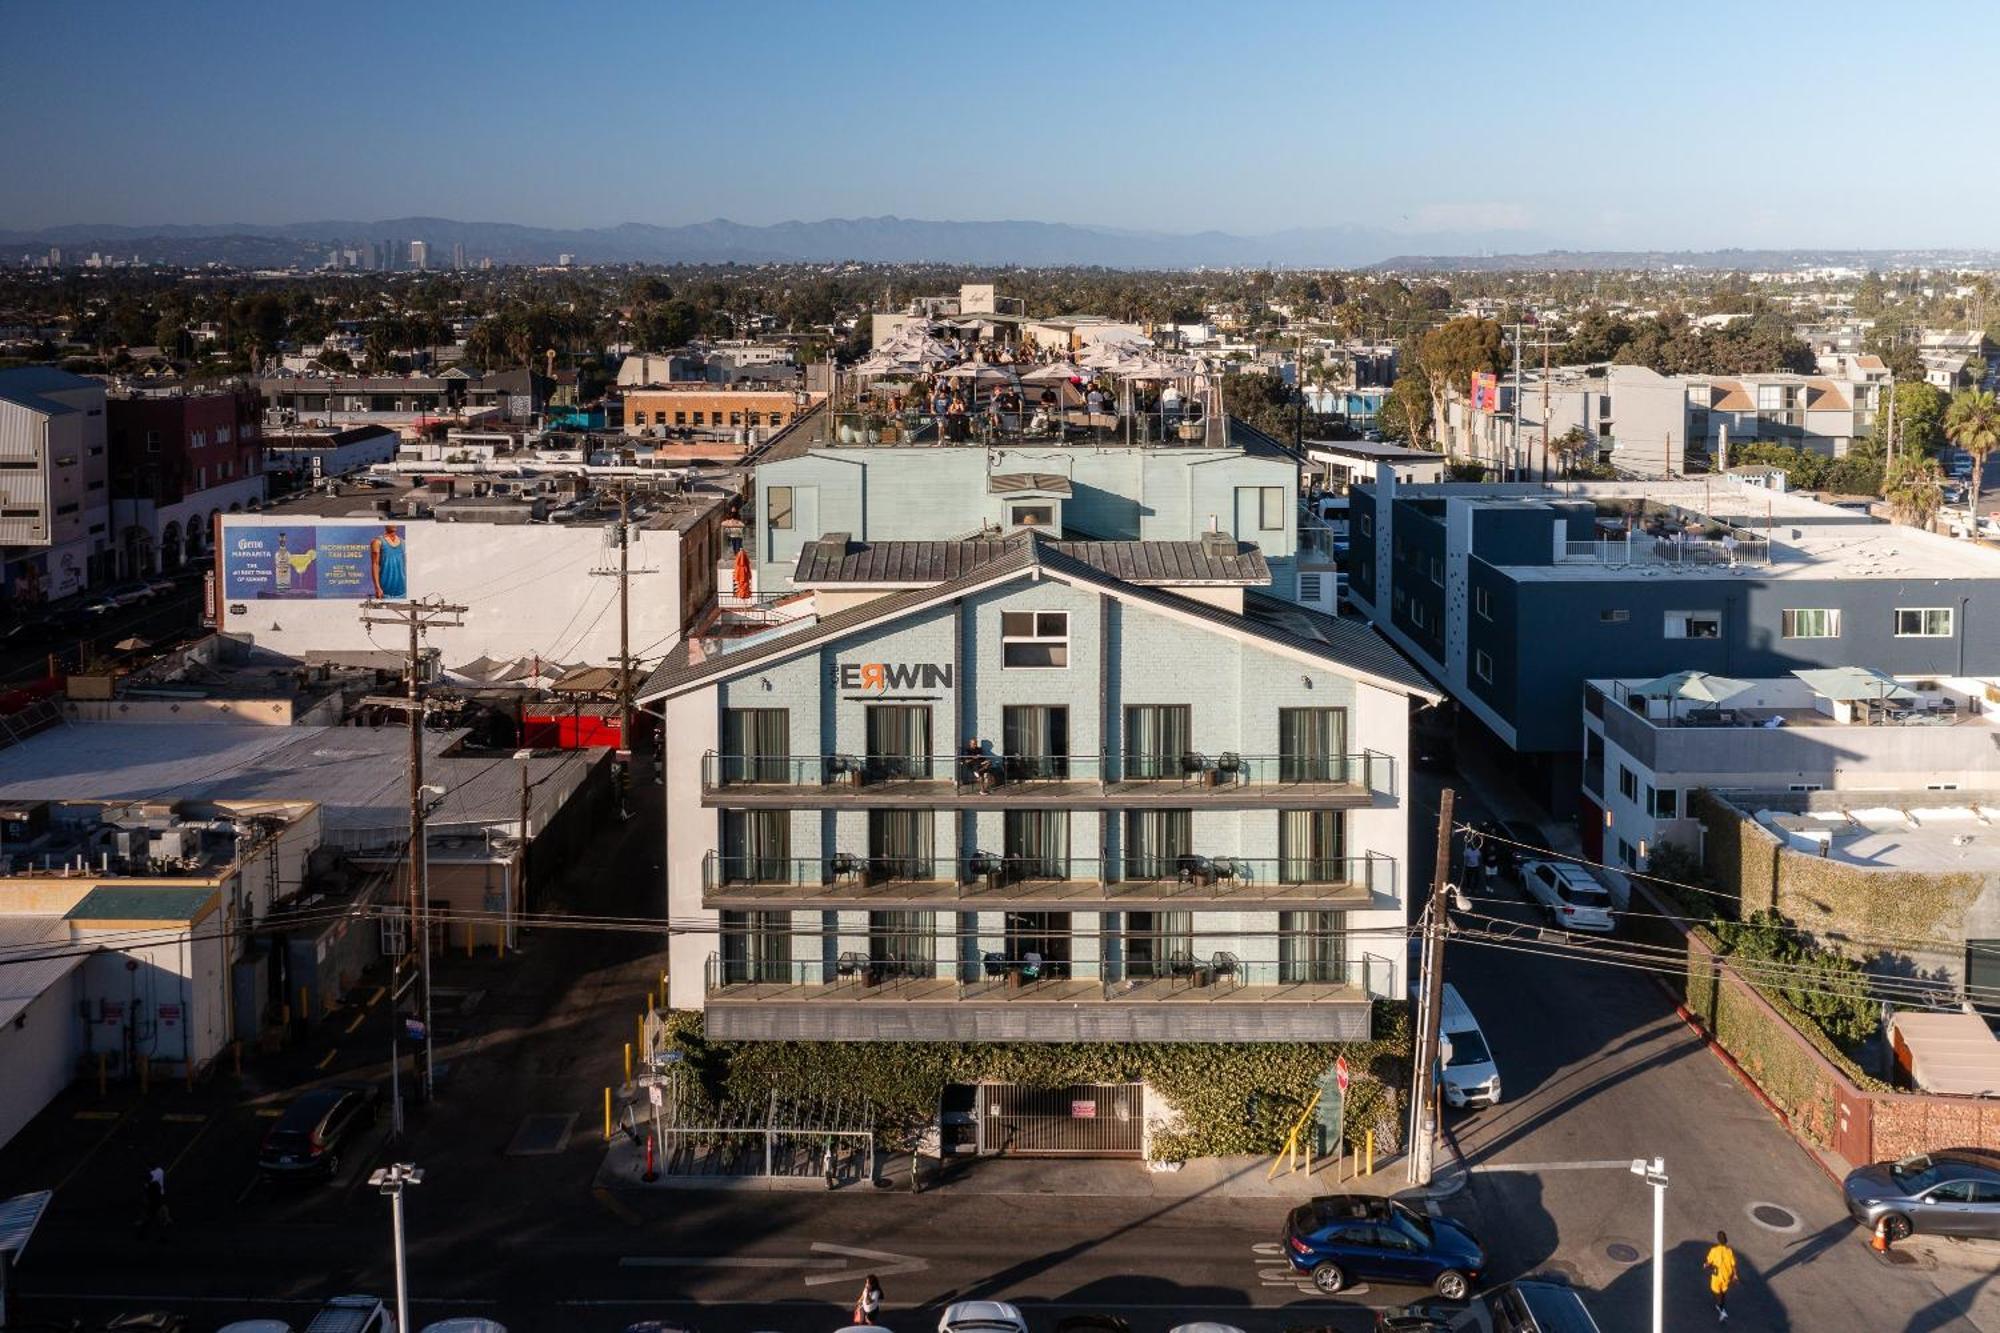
[699,851,1389,910]
[701,952,1387,1042]
[699,751,1394,811]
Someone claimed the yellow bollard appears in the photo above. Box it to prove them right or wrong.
[648,989,656,1015]
[497,921,506,959]
[603,1087,612,1143]
[624,1042,632,1083]
[185,1059,195,1092]
[1365,1129,1375,1177]
[299,986,310,1023]
[637,1012,645,1056]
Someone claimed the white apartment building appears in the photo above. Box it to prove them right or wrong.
[0,367,113,602]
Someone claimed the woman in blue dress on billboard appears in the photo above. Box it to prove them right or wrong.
[370,525,407,598]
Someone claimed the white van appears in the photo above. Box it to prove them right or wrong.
[1439,982,1502,1108]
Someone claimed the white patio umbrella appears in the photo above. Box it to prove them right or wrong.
[935,363,1020,386]
[1627,669,1755,704]
[1020,360,1089,384]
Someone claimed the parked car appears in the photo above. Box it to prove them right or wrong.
[938,1303,1029,1333]
[1376,1277,1603,1331]
[1843,1149,2000,1241]
[1438,983,1502,1109]
[1520,861,1616,932]
[143,578,178,597]
[1472,818,1546,888]
[258,1082,379,1179]
[1284,1194,1484,1299]
[302,1297,394,1333]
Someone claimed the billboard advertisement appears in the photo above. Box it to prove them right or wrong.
[222,523,411,600]
[1469,371,1500,413]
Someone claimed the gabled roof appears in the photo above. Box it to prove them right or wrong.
[646,531,1437,702]
[1708,380,1754,411]
[988,472,1073,496]
[793,535,1273,587]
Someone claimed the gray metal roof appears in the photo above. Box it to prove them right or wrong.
[792,536,1272,587]
[0,366,95,415]
[646,530,1436,701]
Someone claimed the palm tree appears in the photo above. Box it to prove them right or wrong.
[1883,455,1946,529]
[1944,388,2000,528]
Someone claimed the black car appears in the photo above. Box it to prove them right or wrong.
[1480,819,1549,887]
[1377,1278,1603,1332]
[258,1082,378,1179]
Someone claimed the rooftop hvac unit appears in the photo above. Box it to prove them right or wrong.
[151,827,189,861]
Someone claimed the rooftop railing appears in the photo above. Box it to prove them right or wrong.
[1560,534,1771,567]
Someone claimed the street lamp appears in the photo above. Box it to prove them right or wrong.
[1630,1156,1668,1333]
[369,1163,424,1333]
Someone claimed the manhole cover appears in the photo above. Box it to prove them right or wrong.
[1606,1243,1642,1264]
[1748,1202,1802,1233]
[506,1112,576,1156]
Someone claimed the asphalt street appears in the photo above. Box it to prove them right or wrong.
[3,758,1995,1333]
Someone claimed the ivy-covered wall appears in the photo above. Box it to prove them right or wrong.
[662,1005,1410,1163]
[1692,789,1992,984]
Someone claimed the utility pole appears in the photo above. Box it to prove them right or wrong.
[369,1164,424,1333]
[1408,787,1455,1186]
[591,483,656,799]
[1509,322,1524,482]
[1632,1156,1668,1333]
[360,596,466,1103]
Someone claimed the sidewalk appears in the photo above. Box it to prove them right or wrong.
[596,1134,1466,1201]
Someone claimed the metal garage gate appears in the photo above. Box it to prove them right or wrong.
[975,1083,1145,1157]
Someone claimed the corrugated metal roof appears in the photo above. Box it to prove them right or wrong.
[0,1189,54,1259]
[645,530,1437,701]
[794,537,1272,587]
[0,919,84,1030]
[65,886,216,923]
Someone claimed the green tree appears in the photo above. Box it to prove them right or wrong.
[1713,911,1877,1049]
[1417,317,1502,455]
[1944,387,2000,525]
[1873,380,1946,458]
[1883,454,1945,528]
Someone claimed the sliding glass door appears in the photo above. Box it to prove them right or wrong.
[721,707,789,783]
[1279,910,1347,984]
[721,809,790,883]
[868,809,935,881]
[718,909,793,984]
[1278,811,1346,884]
[1124,911,1193,978]
[869,910,936,977]
[1278,707,1348,782]
[1003,811,1070,880]
[865,704,932,780]
[1123,705,1191,779]
[1123,809,1192,881]
[1002,704,1070,779]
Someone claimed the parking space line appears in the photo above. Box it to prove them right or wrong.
[54,1104,136,1193]
[344,1012,367,1035]
[363,985,385,1007]
[166,1114,218,1174]
[161,1113,206,1124]
[253,1108,283,1118]
[314,1048,338,1070]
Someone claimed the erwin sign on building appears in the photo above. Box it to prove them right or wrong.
[836,662,953,692]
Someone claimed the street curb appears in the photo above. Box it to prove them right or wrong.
[1651,975,1848,1194]
[1414,1130,1471,1201]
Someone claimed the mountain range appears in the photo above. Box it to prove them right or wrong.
[2,215,1994,272]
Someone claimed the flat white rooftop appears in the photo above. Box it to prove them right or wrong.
[1761,803,2000,873]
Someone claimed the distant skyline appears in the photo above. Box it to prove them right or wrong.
[2,0,1994,251]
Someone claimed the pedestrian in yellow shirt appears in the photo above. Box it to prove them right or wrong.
[1705,1229,1738,1321]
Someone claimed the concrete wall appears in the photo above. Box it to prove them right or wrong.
[0,967,83,1151]
[216,515,688,665]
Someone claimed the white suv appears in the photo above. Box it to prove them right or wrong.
[1521,860,1615,932]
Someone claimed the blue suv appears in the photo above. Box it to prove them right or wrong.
[1285,1194,1485,1300]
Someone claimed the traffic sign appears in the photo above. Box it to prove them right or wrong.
[1336,1055,1351,1094]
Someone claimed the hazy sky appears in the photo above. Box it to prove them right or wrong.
[2,0,1991,249]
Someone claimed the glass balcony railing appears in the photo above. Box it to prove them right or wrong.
[701,750,1395,796]
[704,952,1362,1001]
[702,850,1385,898]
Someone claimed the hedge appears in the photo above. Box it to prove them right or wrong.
[662,1004,1410,1163]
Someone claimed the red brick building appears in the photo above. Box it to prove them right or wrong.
[107,387,266,574]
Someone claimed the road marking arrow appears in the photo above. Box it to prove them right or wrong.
[800,1242,929,1287]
